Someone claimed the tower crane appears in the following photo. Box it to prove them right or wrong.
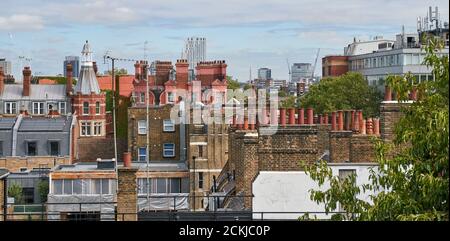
[286,58,291,82]
[311,48,320,79]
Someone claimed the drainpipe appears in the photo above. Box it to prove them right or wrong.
[11,114,23,156]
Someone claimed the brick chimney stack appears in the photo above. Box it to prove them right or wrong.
[0,67,4,95]
[176,59,189,89]
[134,61,141,80]
[66,63,73,95]
[22,66,32,97]
[306,108,314,124]
[141,60,148,81]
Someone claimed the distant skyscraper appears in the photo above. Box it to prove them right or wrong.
[0,58,12,75]
[64,56,80,78]
[291,63,312,82]
[182,37,206,70]
[258,68,272,80]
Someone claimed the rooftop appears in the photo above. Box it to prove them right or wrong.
[0,84,67,100]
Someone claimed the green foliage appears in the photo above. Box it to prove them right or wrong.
[37,179,49,203]
[34,76,77,85]
[299,72,382,117]
[8,183,23,204]
[280,95,297,108]
[227,76,241,90]
[103,83,130,139]
[302,37,449,221]
[105,68,128,76]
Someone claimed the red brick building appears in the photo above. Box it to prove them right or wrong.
[71,41,107,138]
[322,55,349,77]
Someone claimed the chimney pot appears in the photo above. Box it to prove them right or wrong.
[288,108,295,125]
[123,152,132,167]
[331,112,337,130]
[384,85,392,101]
[337,110,344,130]
[298,108,305,125]
[306,108,314,124]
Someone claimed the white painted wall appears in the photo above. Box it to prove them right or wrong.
[252,164,379,220]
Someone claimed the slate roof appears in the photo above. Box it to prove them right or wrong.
[18,116,73,132]
[0,117,16,130]
[0,84,67,100]
[73,65,101,95]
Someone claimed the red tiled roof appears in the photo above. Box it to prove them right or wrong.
[97,75,135,97]
[38,78,57,84]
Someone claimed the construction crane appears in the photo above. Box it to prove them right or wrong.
[311,48,320,79]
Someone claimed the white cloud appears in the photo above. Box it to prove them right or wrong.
[0,14,44,31]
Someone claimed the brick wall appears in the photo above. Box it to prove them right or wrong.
[128,105,181,162]
[0,157,71,172]
[76,137,127,162]
[329,131,352,162]
[380,102,405,142]
[350,135,378,163]
[117,166,138,221]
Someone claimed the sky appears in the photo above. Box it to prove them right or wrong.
[1,0,449,82]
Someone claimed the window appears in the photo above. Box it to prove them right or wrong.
[138,178,151,194]
[404,54,412,65]
[412,54,420,65]
[93,122,102,136]
[140,92,145,103]
[59,102,66,114]
[95,102,100,115]
[338,169,356,182]
[26,141,37,156]
[73,180,82,194]
[0,141,3,157]
[5,102,17,114]
[83,102,89,115]
[138,120,147,135]
[198,172,204,189]
[138,147,146,162]
[22,187,34,204]
[81,121,91,136]
[167,92,174,103]
[63,179,73,195]
[156,178,167,193]
[53,179,113,195]
[163,119,175,132]
[101,179,109,194]
[32,102,44,115]
[170,178,181,193]
[198,145,203,158]
[49,141,60,156]
[163,143,175,157]
[53,180,63,194]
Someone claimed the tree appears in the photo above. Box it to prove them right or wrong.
[105,68,128,76]
[302,36,449,221]
[37,179,49,203]
[8,183,23,204]
[299,72,382,117]
[227,76,241,90]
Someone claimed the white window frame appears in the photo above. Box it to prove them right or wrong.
[167,92,174,103]
[4,102,17,114]
[52,179,114,195]
[81,121,92,136]
[93,122,102,136]
[163,143,175,157]
[138,147,146,162]
[59,102,66,114]
[32,102,44,115]
[163,119,175,132]
[82,102,89,115]
[95,102,100,115]
[137,120,147,135]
